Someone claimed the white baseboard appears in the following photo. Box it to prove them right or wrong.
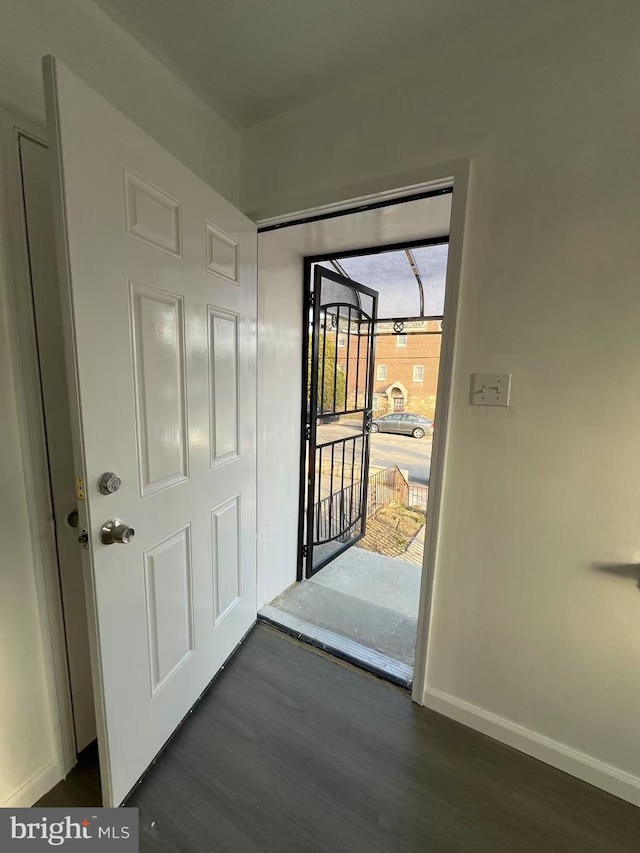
[1,762,62,808]
[422,686,640,808]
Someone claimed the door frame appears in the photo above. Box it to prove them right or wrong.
[258,159,470,704]
[298,234,448,583]
[0,107,77,787]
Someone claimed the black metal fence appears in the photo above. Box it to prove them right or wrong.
[313,466,427,544]
[408,485,428,510]
[367,466,408,515]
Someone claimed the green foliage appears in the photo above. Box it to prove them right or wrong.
[308,333,346,411]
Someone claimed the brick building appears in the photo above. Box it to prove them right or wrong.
[336,320,442,419]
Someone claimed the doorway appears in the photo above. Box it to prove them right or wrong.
[262,234,449,687]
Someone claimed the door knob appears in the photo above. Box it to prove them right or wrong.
[100,518,135,545]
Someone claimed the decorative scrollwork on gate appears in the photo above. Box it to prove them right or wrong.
[393,320,405,334]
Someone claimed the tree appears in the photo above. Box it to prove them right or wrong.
[308,333,346,412]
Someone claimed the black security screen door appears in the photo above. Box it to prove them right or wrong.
[304,266,378,577]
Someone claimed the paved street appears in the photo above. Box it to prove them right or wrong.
[317,422,432,484]
[369,431,431,485]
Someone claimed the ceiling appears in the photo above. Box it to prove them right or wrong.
[91,0,512,128]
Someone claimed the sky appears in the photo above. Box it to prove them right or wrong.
[323,243,448,320]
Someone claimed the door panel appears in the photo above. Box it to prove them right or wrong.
[305,267,377,577]
[130,282,188,494]
[208,308,239,464]
[43,57,257,806]
[143,525,193,696]
[403,415,418,435]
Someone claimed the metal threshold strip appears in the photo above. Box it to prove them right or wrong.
[258,605,413,690]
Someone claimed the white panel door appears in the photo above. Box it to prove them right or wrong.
[43,57,257,806]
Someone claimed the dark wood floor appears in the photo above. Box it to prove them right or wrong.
[36,740,101,808]
[40,625,640,851]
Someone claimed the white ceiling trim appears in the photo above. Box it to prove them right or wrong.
[256,177,454,229]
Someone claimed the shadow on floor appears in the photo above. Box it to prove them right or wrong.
[35,741,101,808]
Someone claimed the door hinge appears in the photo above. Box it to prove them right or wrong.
[302,545,309,559]
[305,423,311,441]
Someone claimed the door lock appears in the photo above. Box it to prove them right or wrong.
[100,518,135,545]
[98,472,122,495]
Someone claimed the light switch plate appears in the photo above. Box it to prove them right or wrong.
[470,372,511,406]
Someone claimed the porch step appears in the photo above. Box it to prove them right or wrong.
[267,579,418,667]
[312,549,421,619]
[258,605,413,689]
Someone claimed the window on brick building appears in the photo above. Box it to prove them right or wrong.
[413,365,424,382]
[377,364,387,380]
[396,334,407,348]
[337,333,346,347]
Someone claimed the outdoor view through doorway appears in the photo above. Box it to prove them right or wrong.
[265,239,448,687]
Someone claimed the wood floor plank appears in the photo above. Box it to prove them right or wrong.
[37,625,640,850]
[127,625,640,852]
[35,741,101,808]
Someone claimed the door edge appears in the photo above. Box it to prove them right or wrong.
[42,55,112,805]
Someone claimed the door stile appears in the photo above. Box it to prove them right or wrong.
[305,272,322,579]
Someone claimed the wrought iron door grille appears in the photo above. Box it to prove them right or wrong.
[304,266,378,577]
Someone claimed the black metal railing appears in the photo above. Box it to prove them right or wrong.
[313,466,425,544]
[367,466,408,516]
[408,485,428,510]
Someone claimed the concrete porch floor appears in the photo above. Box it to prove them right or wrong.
[268,544,422,668]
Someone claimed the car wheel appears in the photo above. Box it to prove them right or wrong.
[412,427,425,439]
[370,423,379,433]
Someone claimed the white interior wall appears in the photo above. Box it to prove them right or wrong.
[0,0,239,204]
[258,193,452,607]
[0,0,240,807]
[247,2,640,803]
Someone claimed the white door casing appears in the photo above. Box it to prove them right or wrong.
[43,57,257,806]
[20,135,97,753]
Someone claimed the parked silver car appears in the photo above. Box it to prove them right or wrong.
[370,413,433,439]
